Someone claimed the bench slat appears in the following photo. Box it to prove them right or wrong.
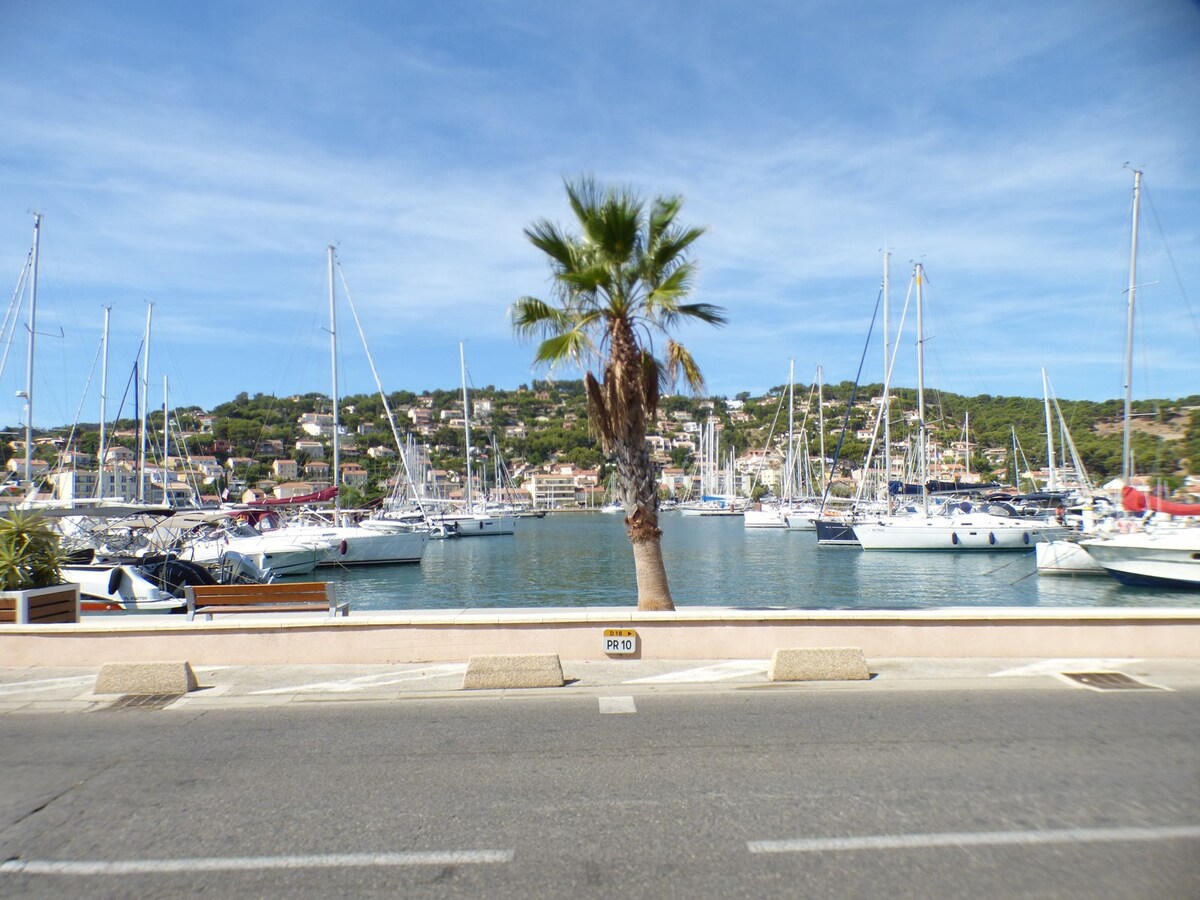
[186,582,345,620]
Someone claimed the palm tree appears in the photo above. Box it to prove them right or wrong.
[512,178,726,610]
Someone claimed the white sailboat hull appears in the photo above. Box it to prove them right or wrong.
[744,508,787,528]
[855,513,1070,551]
[434,513,517,537]
[278,524,428,565]
[1035,540,1107,576]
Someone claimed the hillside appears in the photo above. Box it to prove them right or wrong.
[8,381,1200,503]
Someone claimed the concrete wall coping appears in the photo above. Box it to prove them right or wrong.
[3,605,1198,636]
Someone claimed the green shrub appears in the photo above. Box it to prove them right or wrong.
[0,510,67,590]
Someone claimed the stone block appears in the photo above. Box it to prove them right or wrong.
[462,654,564,689]
[769,647,870,682]
[95,661,199,695]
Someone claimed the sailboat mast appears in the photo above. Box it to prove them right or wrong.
[22,213,41,484]
[882,249,891,512]
[915,263,928,516]
[816,365,826,493]
[98,306,109,499]
[1042,367,1057,491]
[785,359,794,503]
[328,246,340,510]
[1011,426,1020,491]
[460,341,473,508]
[138,303,153,502]
[964,411,971,481]
[1122,169,1141,486]
[162,375,169,502]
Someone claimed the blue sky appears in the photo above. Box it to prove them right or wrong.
[2,0,1198,432]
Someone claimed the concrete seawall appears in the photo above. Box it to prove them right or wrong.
[2,607,1197,666]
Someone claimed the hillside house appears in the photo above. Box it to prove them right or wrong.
[272,459,299,480]
[339,463,370,488]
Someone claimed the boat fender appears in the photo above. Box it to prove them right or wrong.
[107,567,124,596]
[1023,532,1030,545]
[951,532,959,545]
[989,532,997,545]
[339,540,349,556]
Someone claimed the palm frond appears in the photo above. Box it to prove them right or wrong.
[523,220,576,270]
[640,350,662,416]
[585,371,617,449]
[535,329,592,366]
[511,296,571,338]
[664,339,707,394]
[673,301,728,327]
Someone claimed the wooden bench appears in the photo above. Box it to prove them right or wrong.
[185,582,349,621]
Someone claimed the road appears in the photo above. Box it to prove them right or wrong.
[1,673,1197,898]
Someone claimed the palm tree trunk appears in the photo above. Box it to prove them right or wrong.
[629,519,673,610]
[620,441,674,611]
[606,319,675,610]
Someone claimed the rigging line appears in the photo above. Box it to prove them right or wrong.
[746,371,788,493]
[1142,183,1199,341]
[854,279,914,506]
[335,261,427,518]
[0,251,32,384]
[92,360,140,499]
[170,406,204,503]
[982,551,1033,577]
[49,334,104,484]
[819,286,883,513]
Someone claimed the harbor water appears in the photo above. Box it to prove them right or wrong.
[320,512,1200,611]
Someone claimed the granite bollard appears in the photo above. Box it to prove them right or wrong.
[95,661,199,695]
[462,654,565,689]
[768,647,870,681]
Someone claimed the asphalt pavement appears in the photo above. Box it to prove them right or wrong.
[1,659,1197,899]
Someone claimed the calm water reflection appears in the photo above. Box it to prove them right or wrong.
[320,512,1200,611]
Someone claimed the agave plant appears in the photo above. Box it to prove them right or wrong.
[0,509,67,591]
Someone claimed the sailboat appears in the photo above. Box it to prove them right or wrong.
[744,361,797,529]
[1077,170,1200,589]
[421,343,516,536]
[272,247,429,565]
[853,263,1071,551]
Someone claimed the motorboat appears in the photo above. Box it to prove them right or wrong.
[1080,524,1200,589]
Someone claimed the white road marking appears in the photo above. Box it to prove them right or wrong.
[0,850,514,876]
[599,696,637,714]
[0,676,96,696]
[250,665,468,694]
[748,824,1200,855]
[623,661,768,684]
[989,659,1143,678]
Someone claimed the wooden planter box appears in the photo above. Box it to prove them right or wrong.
[0,584,81,624]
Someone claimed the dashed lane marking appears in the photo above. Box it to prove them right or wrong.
[623,661,768,684]
[599,696,637,714]
[249,664,469,694]
[0,850,514,876]
[748,825,1200,855]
